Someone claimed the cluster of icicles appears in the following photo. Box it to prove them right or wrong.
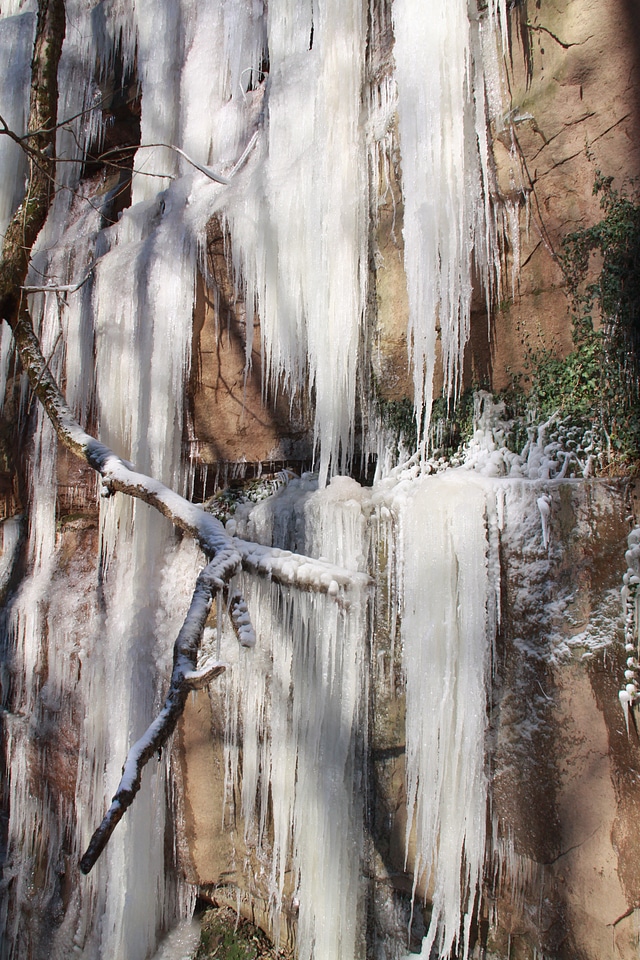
[218,466,497,960]
[620,529,640,727]
[0,1,517,960]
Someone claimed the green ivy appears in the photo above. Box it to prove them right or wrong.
[374,393,416,445]
[513,172,640,471]
[373,387,479,458]
[429,391,477,458]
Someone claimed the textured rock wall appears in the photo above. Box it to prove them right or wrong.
[484,480,638,960]
[470,0,640,390]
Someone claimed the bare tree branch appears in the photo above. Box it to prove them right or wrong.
[0,89,116,146]
[22,262,94,292]
[99,130,259,183]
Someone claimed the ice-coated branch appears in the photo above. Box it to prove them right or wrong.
[21,262,94,293]
[99,131,258,185]
[79,559,228,873]
[233,538,371,597]
[228,591,257,647]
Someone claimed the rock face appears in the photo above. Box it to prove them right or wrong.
[369,0,640,399]
[485,480,638,960]
[174,3,640,957]
[469,0,640,390]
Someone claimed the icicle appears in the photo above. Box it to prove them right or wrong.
[391,0,507,446]
[0,516,21,596]
[537,494,552,550]
[224,0,368,486]
[0,320,13,415]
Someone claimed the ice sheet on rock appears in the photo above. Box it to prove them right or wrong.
[148,917,201,960]
[221,478,370,960]
[179,0,266,173]
[0,516,22,596]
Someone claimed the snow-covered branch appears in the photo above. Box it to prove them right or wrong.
[234,538,371,597]
[79,560,228,874]
[21,263,94,293]
[6,257,370,876]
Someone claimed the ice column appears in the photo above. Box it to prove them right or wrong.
[385,473,494,960]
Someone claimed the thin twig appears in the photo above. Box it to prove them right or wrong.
[22,263,94,293]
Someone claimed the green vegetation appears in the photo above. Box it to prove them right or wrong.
[374,173,640,475]
[517,172,640,472]
[195,906,289,960]
[429,392,477,459]
[374,388,478,459]
[373,394,416,446]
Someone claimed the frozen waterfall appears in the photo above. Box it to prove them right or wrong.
[0,0,526,959]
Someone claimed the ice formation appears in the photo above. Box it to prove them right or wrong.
[224,471,499,960]
[392,0,506,440]
[375,473,497,960]
[620,528,640,728]
[0,0,529,959]
[225,479,371,960]
[222,0,367,487]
